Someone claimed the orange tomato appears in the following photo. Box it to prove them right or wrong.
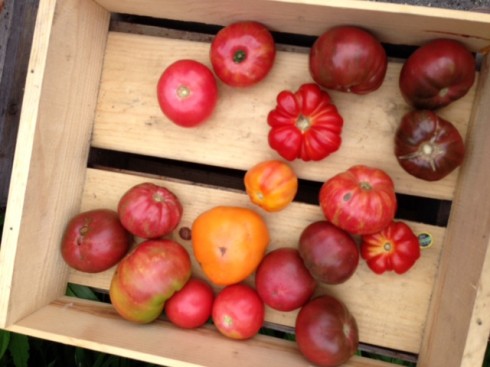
[244,160,298,212]
[191,206,270,286]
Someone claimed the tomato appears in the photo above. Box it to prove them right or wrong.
[157,59,218,127]
[399,39,476,110]
[255,248,316,311]
[210,21,276,87]
[319,165,397,235]
[212,283,264,340]
[395,110,465,181]
[165,277,215,329]
[244,159,298,212]
[61,209,131,273]
[361,221,421,274]
[296,295,359,367]
[267,83,343,161]
[309,26,387,94]
[118,182,183,239]
[298,221,359,285]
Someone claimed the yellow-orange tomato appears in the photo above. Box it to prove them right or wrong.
[191,206,270,286]
[244,160,298,212]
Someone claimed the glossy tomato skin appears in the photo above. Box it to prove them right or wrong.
[395,110,465,181]
[61,209,131,273]
[118,182,183,239]
[298,221,359,284]
[399,39,476,110]
[319,165,397,235]
[309,26,387,94]
[210,21,276,87]
[255,248,316,311]
[212,284,265,340]
[268,83,343,161]
[157,59,218,127]
[296,295,359,367]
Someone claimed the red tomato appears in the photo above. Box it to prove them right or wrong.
[212,283,264,340]
[210,21,276,87]
[61,209,131,273]
[395,110,465,181]
[309,26,387,94]
[165,278,215,329]
[267,83,343,161]
[399,39,476,109]
[255,248,316,311]
[361,221,421,274]
[296,295,359,367]
[298,221,359,285]
[118,182,183,239]
[157,59,218,127]
[319,165,397,235]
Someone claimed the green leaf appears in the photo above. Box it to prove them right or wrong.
[66,283,99,301]
[8,333,29,367]
[0,329,10,360]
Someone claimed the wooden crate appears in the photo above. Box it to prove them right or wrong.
[1,0,490,366]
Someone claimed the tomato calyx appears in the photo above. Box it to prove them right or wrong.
[397,136,445,173]
[233,49,247,63]
[296,114,311,132]
[383,241,392,252]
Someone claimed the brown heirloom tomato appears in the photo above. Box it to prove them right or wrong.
[395,110,465,181]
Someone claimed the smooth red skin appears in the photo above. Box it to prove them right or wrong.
[298,221,359,285]
[361,221,421,274]
[210,21,276,87]
[395,110,465,181]
[399,39,476,110]
[61,209,131,273]
[165,278,215,329]
[110,239,192,324]
[255,248,316,311]
[212,284,264,340]
[319,165,397,235]
[309,26,387,94]
[157,59,218,127]
[118,182,183,239]
[296,295,359,367]
[268,83,343,161]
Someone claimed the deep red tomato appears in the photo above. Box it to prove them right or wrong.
[165,277,215,329]
[361,220,421,274]
[399,39,476,109]
[157,59,218,127]
[267,83,343,161]
[319,165,397,235]
[210,21,276,87]
[309,26,387,94]
[118,182,183,239]
[395,110,465,181]
[298,221,359,285]
[212,283,264,340]
[295,295,359,367]
[61,209,131,273]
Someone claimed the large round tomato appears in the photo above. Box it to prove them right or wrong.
[61,209,132,273]
[210,21,276,87]
[319,165,397,235]
[399,39,476,109]
[395,110,465,181]
[295,295,359,367]
[309,26,387,94]
[118,182,183,239]
[157,59,218,127]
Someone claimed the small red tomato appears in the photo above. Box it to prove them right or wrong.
[212,283,264,340]
[165,278,215,329]
[61,209,131,273]
[157,59,218,127]
[395,110,465,181]
[118,182,183,239]
[210,21,276,87]
[267,83,343,161]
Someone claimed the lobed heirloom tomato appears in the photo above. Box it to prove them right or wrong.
[361,221,421,274]
[395,110,465,181]
[267,83,343,161]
